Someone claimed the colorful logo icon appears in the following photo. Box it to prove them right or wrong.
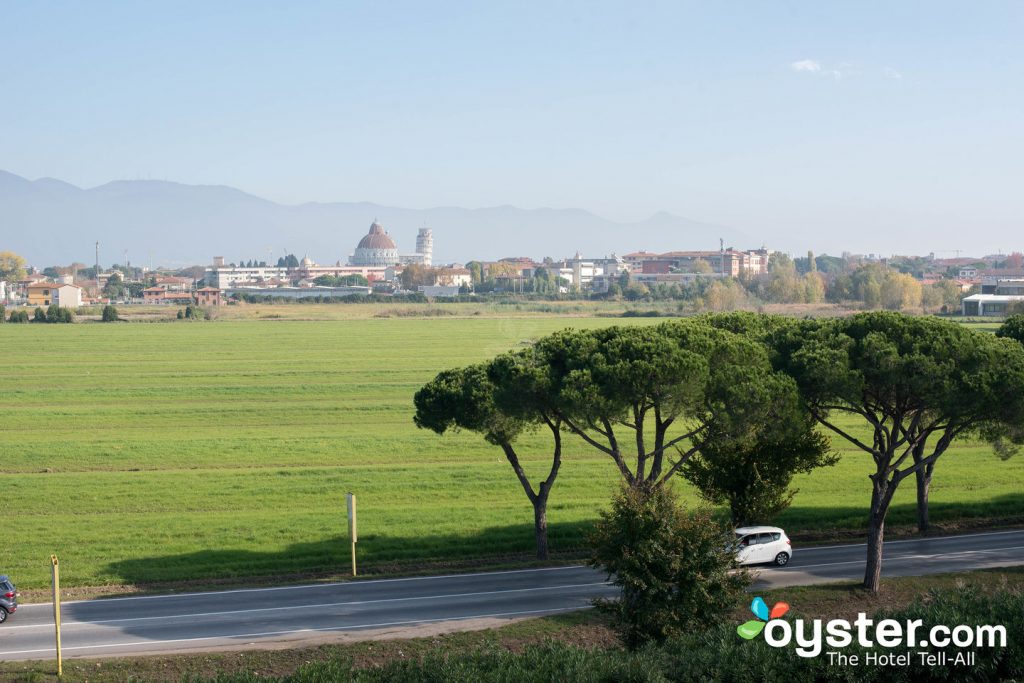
[737,596,790,639]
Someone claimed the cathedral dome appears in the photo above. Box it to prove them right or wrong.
[357,222,398,250]
[351,221,400,267]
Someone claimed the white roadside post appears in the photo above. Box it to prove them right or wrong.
[346,492,358,576]
[51,554,62,677]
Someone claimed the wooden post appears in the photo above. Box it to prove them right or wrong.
[346,493,358,576]
[51,555,62,677]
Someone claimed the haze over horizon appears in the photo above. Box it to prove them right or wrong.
[2,2,1022,260]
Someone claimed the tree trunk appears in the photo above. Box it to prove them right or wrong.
[533,498,549,560]
[915,464,932,534]
[864,477,894,593]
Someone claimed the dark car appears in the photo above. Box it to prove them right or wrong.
[0,575,17,623]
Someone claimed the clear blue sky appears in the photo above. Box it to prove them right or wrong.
[2,1,1021,255]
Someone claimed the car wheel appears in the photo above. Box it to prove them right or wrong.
[0,607,7,624]
[774,552,790,567]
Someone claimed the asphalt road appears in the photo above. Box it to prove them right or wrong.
[2,530,1022,661]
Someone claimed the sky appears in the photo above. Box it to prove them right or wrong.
[1,1,1022,256]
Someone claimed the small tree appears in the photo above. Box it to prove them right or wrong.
[682,415,836,527]
[33,307,47,322]
[101,305,120,322]
[44,305,73,323]
[0,304,5,323]
[589,484,748,648]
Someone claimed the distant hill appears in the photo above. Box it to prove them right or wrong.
[0,170,746,267]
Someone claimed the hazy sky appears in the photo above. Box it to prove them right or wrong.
[2,1,1022,255]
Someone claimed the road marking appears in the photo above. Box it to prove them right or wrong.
[0,606,594,656]
[796,529,1024,553]
[2,581,613,630]
[18,564,598,609]
[764,544,1024,572]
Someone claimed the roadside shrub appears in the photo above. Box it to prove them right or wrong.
[33,307,47,322]
[589,485,749,648]
[179,304,205,320]
[8,309,29,323]
[101,305,120,322]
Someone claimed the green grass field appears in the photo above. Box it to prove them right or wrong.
[2,315,1022,590]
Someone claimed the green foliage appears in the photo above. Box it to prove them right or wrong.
[534,320,802,489]
[41,304,74,323]
[996,314,1024,346]
[588,485,749,648]
[683,414,837,526]
[179,304,205,320]
[0,304,4,323]
[101,305,120,322]
[7,308,29,323]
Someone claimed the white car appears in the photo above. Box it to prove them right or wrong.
[734,526,792,567]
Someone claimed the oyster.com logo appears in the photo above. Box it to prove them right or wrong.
[737,596,789,640]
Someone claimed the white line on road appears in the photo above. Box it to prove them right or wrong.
[17,564,597,609]
[761,544,1024,572]
[794,529,1024,553]
[0,606,594,657]
[3,581,612,631]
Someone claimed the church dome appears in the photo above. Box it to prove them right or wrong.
[351,221,401,267]
[301,254,315,267]
[357,222,398,250]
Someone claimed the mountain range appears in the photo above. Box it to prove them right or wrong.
[0,170,746,267]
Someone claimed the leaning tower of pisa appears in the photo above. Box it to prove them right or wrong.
[415,228,434,266]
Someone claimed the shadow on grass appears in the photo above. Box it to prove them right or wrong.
[102,519,600,588]
[99,493,1024,589]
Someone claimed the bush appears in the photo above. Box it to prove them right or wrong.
[8,309,29,323]
[0,304,5,322]
[177,304,206,320]
[588,485,749,648]
[101,305,120,322]
[39,305,74,323]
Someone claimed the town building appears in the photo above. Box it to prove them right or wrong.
[25,282,83,308]
[622,248,770,278]
[205,264,290,289]
[53,284,83,308]
[26,283,55,307]
[961,279,1024,316]
[142,286,195,304]
[419,285,461,298]
[195,287,223,306]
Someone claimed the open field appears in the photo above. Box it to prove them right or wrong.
[2,316,1022,591]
